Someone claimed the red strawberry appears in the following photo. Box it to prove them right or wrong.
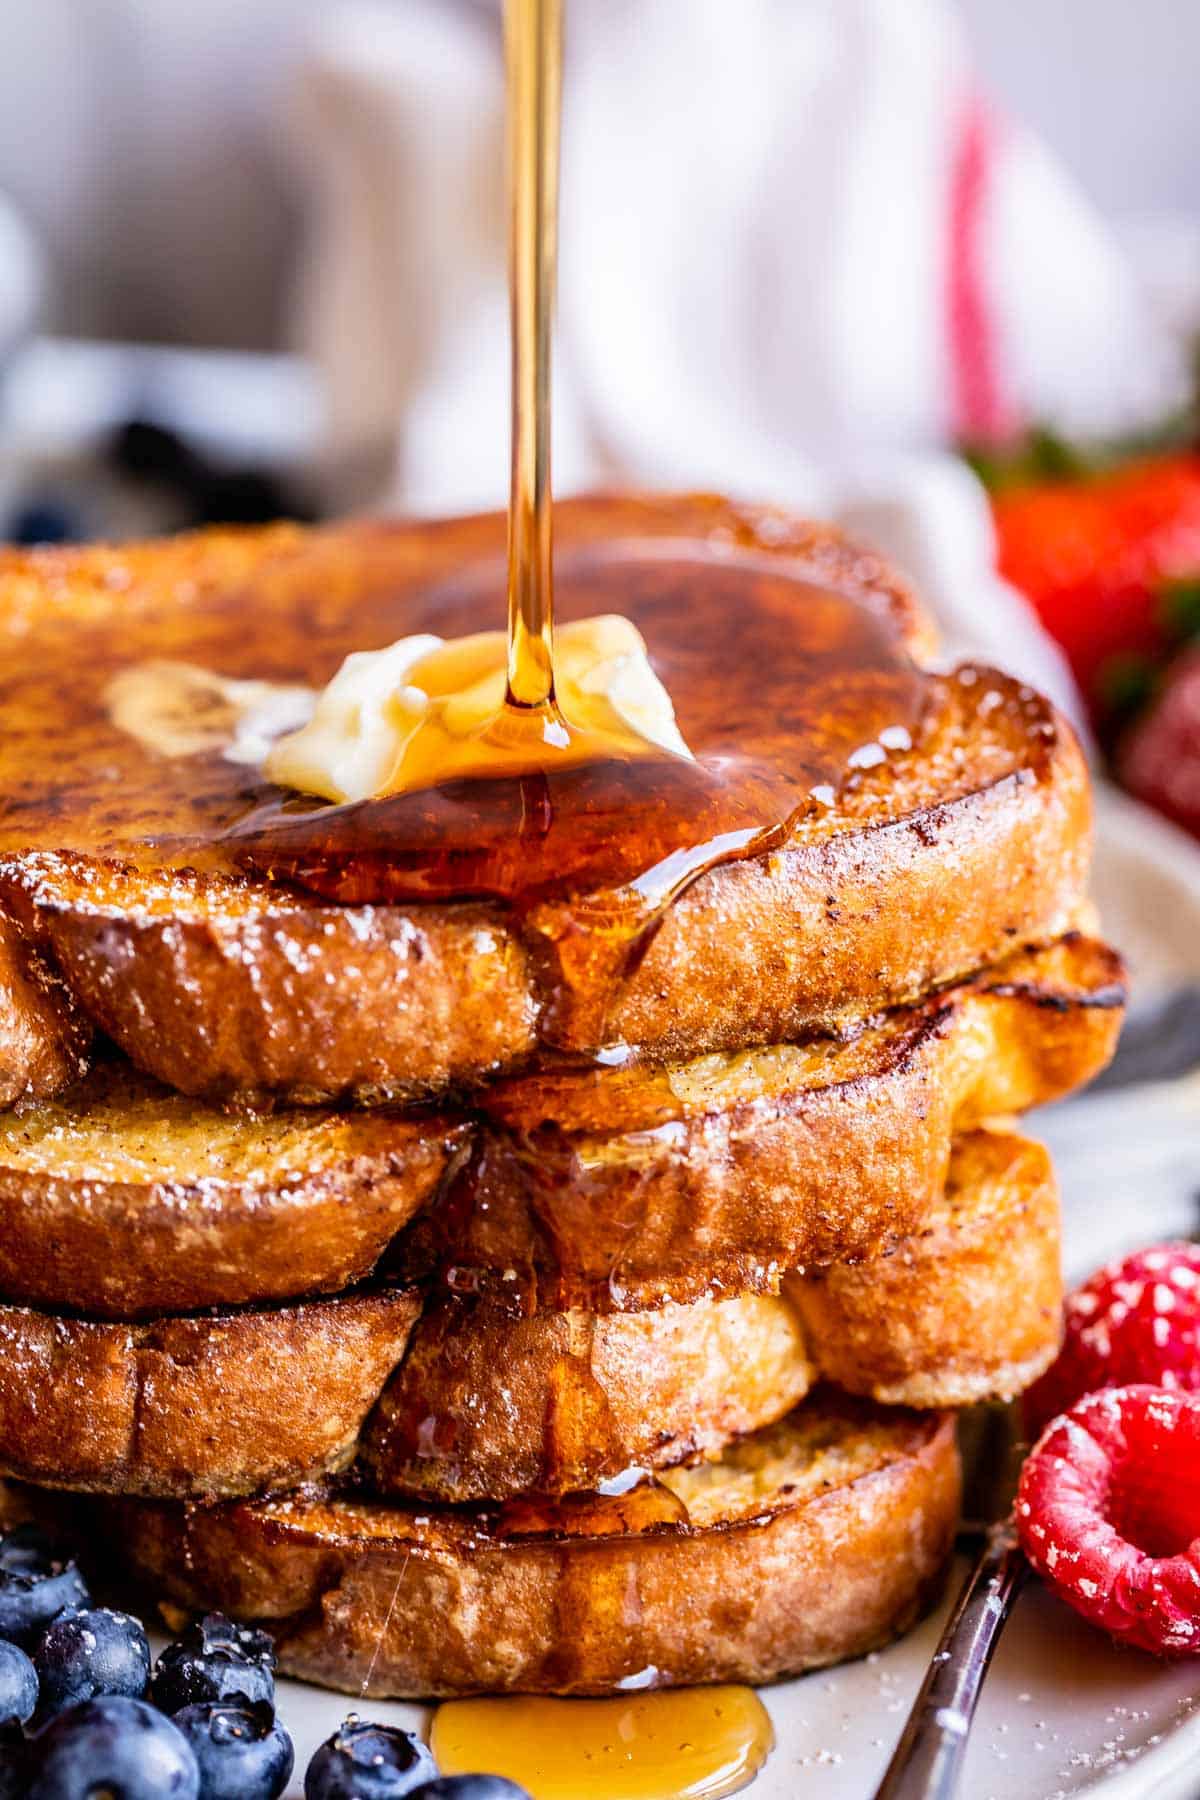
[991,453,1200,720]
[1025,1242,1200,1438]
[1119,646,1200,840]
[1017,1385,1200,1655]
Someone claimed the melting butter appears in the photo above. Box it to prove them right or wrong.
[104,661,314,767]
[266,615,691,803]
[103,617,691,805]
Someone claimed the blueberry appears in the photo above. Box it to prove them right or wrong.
[305,1715,437,1799]
[409,1783,532,1800]
[175,1698,294,1800]
[34,1606,150,1717]
[0,1639,37,1725]
[0,1525,90,1648]
[25,1695,199,1799]
[151,1613,276,1714]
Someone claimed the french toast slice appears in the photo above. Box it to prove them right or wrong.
[103,1396,960,1696]
[398,933,1120,1310]
[792,1131,1060,1409]
[0,1288,422,1500]
[0,494,1090,1103]
[0,935,1118,1318]
[0,1131,1055,1500]
[0,1057,466,1317]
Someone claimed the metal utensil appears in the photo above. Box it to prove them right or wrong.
[873,1405,1026,1800]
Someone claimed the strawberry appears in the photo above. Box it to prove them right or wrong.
[990,453,1200,725]
[1025,1242,1200,1439]
[1119,646,1200,839]
[1017,1385,1200,1655]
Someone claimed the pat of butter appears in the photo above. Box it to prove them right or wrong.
[265,615,691,803]
[105,661,315,766]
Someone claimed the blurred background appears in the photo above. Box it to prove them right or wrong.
[2,0,1200,909]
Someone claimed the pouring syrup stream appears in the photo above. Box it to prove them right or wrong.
[504,0,561,716]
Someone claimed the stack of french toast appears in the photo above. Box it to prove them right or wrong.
[0,494,1122,1696]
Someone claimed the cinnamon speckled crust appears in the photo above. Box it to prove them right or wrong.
[0,1130,1054,1502]
[103,1399,960,1697]
[0,497,1091,1103]
[0,1289,421,1498]
[0,912,90,1107]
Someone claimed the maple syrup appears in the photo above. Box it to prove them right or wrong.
[430,1689,775,1800]
[481,1470,690,1541]
[225,544,924,1051]
[503,0,560,716]
[331,0,673,804]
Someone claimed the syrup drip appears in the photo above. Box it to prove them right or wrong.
[481,1470,690,1541]
[371,0,667,792]
[430,1689,774,1799]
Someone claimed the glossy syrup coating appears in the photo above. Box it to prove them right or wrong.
[0,495,1089,1099]
[229,542,927,906]
[0,495,928,873]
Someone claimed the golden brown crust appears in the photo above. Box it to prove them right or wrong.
[0,1290,421,1499]
[104,1399,960,1696]
[0,1130,1056,1501]
[10,724,1089,1103]
[367,1130,1058,1498]
[791,1131,1062,1408]
[18,876,539,1108]
[0,496,1090,1103]
[557,724,1090,1067]
[401,935,1121,1309]
[0,936,1117,1318]
[0,1061,466,1318]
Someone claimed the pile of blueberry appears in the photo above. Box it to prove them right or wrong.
[0,1522,528,1798]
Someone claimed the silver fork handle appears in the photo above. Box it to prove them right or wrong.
[873,1521,1026,1800]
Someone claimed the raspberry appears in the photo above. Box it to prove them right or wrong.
[1025,1242,1200,1438]
[1017,1385,1200,1654]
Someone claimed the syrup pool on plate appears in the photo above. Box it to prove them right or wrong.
[430,1688,775,1800]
